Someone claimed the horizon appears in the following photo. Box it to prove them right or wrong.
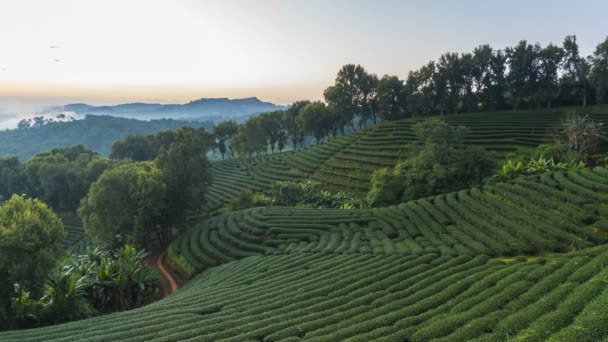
[1,0,607,121]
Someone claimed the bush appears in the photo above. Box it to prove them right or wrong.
[166,246,196,280]
[227,190,268,211]
[271,181,305,206]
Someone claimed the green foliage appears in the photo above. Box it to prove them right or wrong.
[495,156,586,181]
[227,190,267,211]
[270,180,363,209]
[166,246,195,280]
[156,126,210,234]
[271,181,305,206]
[0,115,212,161]
[367,119,494,207]
[78,162,165,247]
[0,195,64,329]
[558,113,606,160]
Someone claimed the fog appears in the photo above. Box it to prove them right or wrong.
[0,96,110,130]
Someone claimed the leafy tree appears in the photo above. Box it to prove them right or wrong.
[284,101,310,149]
[560,35,590,107]
[376,75,408,120]
[109,135,157,161]
[213,120,238,159]
[78,162,166,246]
[22,145,108,212]
[0,157,26,200]
[590,36,608,104]
[405,61,436,116]
[296,102,335,142]
[42,266,94,324]
[231,117,266,167]
[324,64,376,130]
[0,195,64,326]
[536,43,563,108]
[155,127,210,241]
[367,120,494,206]
[506,40,541,109]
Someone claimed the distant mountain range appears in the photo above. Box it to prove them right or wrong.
[45,97,287,122]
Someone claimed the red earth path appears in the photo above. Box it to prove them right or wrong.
[155,251,178,295]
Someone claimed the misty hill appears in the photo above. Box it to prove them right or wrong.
[49,97,287,122]
[0,115,212,161]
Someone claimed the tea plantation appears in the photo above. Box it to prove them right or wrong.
[59,213,91,254]
[3,166,608,341]
[205,111,608,208]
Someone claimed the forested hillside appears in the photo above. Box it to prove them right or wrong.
[0,115,212,160]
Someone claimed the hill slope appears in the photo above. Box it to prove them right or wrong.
[205,110,608,209]
[0,115,212,160]
[3,167,608,341]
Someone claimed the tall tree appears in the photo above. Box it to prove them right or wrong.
[78,162,166,246]
[0,195,64,327]
[324,64,375,130]
[155,127,210,242]
[506,40,541,109]
[284,100,310,149]
[536,43,564,108]
[296,101,333,142]
[590,36,608,104]
[560,35,590,107]
[213,120,239,160]
[376,75,407,120]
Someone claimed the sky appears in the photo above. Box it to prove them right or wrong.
[0,0,607,122]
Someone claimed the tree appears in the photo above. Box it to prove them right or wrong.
[78,162,166,247]
[155,126,210,241]
[231,117,266,167]
[367,120,494,206]
[536,43,563,108]
[213,120,238,159]
[0,195,64,326]
[405,61,437,116]
[296,102,334,142]
[23,145,104,212]
[506,40,541,109]
[284,101,310,149]
[324,64,375,130]
[590,36,608,104]
[376,75,407,120]
[560,35,590,107]
[0,157,26,200]
[109,135,157,161]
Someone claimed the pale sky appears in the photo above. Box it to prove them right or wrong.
[0,0,607,113]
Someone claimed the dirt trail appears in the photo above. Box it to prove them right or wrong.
[155,251,178,295]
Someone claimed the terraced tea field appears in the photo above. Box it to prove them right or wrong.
[4,166,608,341]
[205,111,608,208]
[59,213,91,254]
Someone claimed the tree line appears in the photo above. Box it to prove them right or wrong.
[209,35,608,163]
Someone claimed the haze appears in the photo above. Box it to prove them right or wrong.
[0,0,607,122]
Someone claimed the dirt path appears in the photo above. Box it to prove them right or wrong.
[155,251,178,295]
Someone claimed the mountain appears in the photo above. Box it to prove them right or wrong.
[50,97,287,122]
